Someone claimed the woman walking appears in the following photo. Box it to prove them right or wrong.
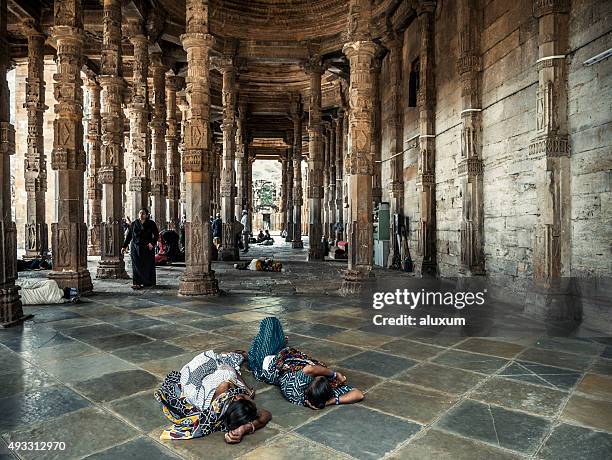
[154,350,271,443]
[248,317,364,409]
[122,208,159,289]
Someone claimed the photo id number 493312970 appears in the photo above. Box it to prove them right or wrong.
[8,441,66,451]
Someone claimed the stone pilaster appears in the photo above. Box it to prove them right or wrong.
[215,59,239,260]
[166,74,181,231]
[414,1,437,276]
[127,18,151,220]
[371,57,382,207]
[279,154,287,230]
[342,107,349,235]
[179,0,219,295]
[285,140,294,242]
[291,95,304,248]
[22,20,48,260]
[306,57,324,260]
[328,119,337,239]
[322,124,330,241]
[235,100,247,219]
[0,0,26,326]
[97,0,128,279]
[457,0,485,275]
[49,0,93,293]
[530,0,571,282]
[334,108,344,241]
[150,53,167,226]
[86,79,102,256]
[385,34,404,268]
[341,0,378,293]
[247,155,254,226]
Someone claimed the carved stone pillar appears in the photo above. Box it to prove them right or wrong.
[371,57,382,207]
[166,75,181,231]
[530,0,571,282]
[385,34,404,267]
[414,1,437,276]
[211,140,221,216]
[285,140,294,242]
[179,0,219,295]
[457,0,485,275]
[341,0,378,293]
[342,107,349,235]
[235,100,247,219]
[328,119,337,239]
[335,108,344,241]
[86,79,102,256]
[97,0,128,279]
[291,96,304,248]
[49,0,93,292]
[217,60,239,260]
[247,155,254,228]
[279,154,287,230]
[127,18,150,220]
[178,91,188,218]
[150,53,167,226]
[22,20,48,260]
[0,0,26,326]
[322,124,330,240]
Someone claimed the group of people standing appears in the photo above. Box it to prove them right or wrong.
[155,316,364,443]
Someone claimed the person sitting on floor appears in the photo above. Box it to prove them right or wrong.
[256,229,266,242]
[247,317,364,409]
[155,350,272,443]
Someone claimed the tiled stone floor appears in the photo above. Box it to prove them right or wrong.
[2,237,612,459]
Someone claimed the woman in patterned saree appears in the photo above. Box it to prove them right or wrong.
[154,350,271,443]
[248,317,365,409]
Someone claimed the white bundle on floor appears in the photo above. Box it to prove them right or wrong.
[18,279,67,305]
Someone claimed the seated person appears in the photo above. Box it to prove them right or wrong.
[256,229,265,242]
[155,350,271,443]
[264,230,271,240]
[247,317,364,409]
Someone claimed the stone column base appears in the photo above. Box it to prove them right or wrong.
[308,245,324,261]
[340,268,375,296]
[292,240,304,249]
[0,286,32,328]
[96,259,129,279]
[219,247,239,261]
[178,271,219,296]
[48,270,93,295]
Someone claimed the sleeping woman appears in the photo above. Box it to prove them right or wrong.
[247,317,365,409]
[154,350,271,443]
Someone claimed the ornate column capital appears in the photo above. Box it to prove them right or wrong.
[533,0,569,18]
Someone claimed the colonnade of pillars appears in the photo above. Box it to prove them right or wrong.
[0,0,412,327]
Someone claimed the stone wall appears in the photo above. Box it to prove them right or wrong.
[379,0,611,284]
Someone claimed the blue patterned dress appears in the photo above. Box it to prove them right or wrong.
[248,317,352,405]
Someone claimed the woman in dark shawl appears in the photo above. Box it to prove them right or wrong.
[122,208,159,289]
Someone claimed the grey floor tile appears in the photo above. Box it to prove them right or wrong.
[378,339,445,361]
[39,353,136,383]
[337,350,417,378]
[436,399,550,455]
[253,387,319,429]
[296,405,422,460]
[64,323,126,340]
[107,392,168,432]
[389,429,522,460]
[187,317,240,332]
[538,422,612,460]
[84,436,180,459]
[0,367,56,399]
[455,338,525,359]
[561,394,612,431]
[432,350,509,374]
[518,347,594,371]
[0,385,90,433]
[111,341,186,364]
[471,376,566,417]
[3,407,138,459]
[74,370,160,403]
[534,337,605,357]
[82,333,154,351]
[499,361,582,391]
[285,322,348,339]
[112,317,167,331]
[1,330,75,353]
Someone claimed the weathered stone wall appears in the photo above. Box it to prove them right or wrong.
[567,0,611,278]
[379,0,610,283]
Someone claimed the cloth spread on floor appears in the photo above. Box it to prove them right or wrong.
[248,317,352,405]
[154,351,248,440]
[18,279,67,305]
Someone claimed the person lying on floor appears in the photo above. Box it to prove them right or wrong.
[247,317,364,409]
[18,279,78,305]
[154,349,272,443]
